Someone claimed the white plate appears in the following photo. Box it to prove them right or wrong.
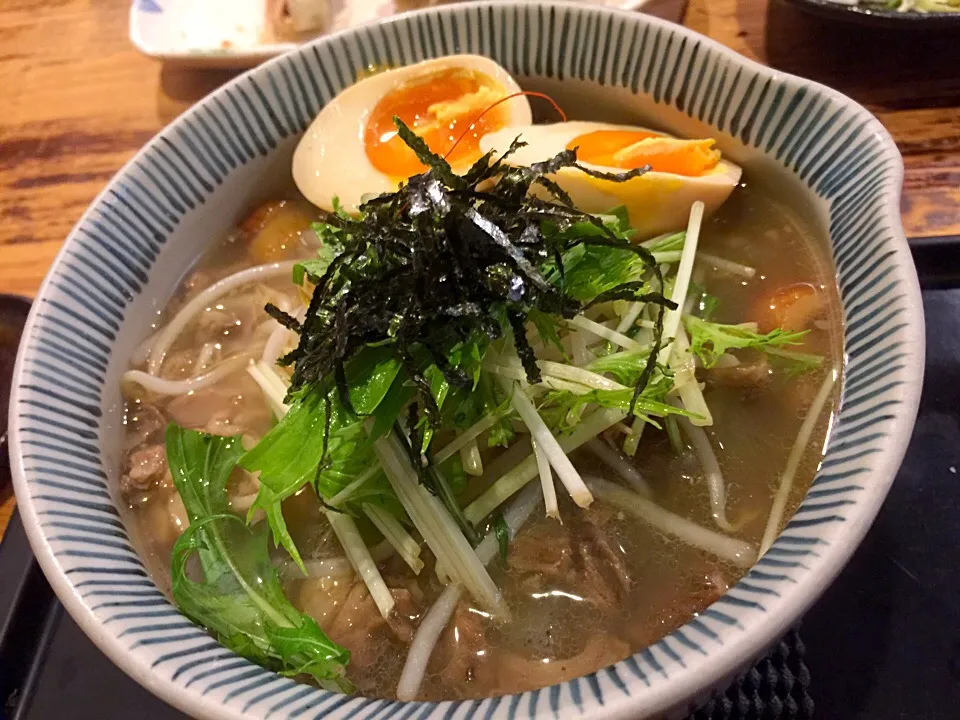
[129,0,296,68]
[129,0,655,68]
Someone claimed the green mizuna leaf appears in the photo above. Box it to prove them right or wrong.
[683,316,810,368]
[547,242,649,303]
[166,424,352,692]
[293,241,340,286]
[766,347,825,377]
[240,348,402,500]
[585,349,653,386]
[239,386,329,497]
[541,378,693,434]
[246,482,304,573]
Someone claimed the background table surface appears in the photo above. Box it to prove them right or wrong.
[1,0,959,538]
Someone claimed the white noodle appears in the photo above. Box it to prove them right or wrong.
[397,584,463,701]
[760,370,837,554]
[258,360,290,398]
[280,557,354,581]
[585,476,756,568]
[123,353,253,396]
[147,260,297,375]
[697,252,756,279]
[130,329,160,366]
[193,342,216,375]
[584,438,652,498]
[247,360,291,420]
[262,322,294,367]
[678,418,737,531]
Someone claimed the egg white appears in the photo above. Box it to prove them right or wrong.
[480,121,742,239]
[293,55,533,214]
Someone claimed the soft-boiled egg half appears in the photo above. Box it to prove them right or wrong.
[480,121,742,238]
[293,55,533,213]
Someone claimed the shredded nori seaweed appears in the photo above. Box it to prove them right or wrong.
[269,115,674,464]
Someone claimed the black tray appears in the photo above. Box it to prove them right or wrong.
[910,235,960,290]
[3,287,960,719]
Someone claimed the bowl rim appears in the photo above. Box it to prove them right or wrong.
[9,2,924,718]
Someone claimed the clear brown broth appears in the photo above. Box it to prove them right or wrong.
[119,179,842,701]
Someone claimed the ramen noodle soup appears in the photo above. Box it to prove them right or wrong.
[118,56,841,701]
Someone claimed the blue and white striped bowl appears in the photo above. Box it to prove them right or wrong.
[9,2,923,718]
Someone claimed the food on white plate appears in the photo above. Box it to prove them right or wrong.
[293,54,533,213]
[481,121,743,238]
[120,57,841,702]
[267,1,459,42]
[267,0,335,39]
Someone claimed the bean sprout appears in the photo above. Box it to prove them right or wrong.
[679,418,739,532]
[123,353,254,396]
[262,322,295,368]
[760,370,838,554]
[397,483,543,701]
[585,476,756,568]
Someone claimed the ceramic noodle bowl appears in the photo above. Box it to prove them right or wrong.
[9,3,922,718]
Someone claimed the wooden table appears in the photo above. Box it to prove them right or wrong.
[1,0,958,541]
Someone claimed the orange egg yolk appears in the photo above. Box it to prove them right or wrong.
[567,130,721,177]
[364,68,509,179]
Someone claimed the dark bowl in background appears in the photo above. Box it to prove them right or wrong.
[1,295,32,492]
[782,0,960,28]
